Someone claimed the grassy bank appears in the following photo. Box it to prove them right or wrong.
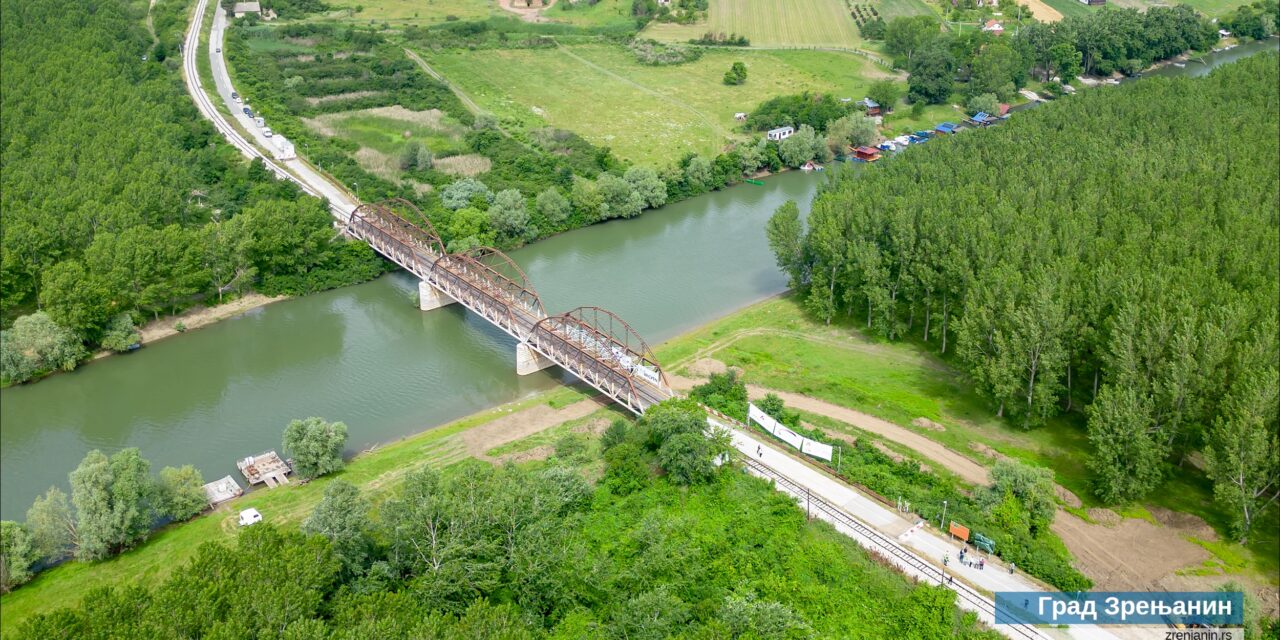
[0,385,589,636]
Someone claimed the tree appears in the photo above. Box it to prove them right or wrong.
[720,593,809,639]
[157,465,206,522]
[1048,42,1082,83]
[860,16,886,40]
[597,172,645,220]
[766,201,807,288]
[658,432,716,485]
[201,214,256,303]
[1086,386,1167,503]
[442,206,495,252]
[603,442,650,495]
[779,124,822,167]
[981,460,1057,534]
[969,41,1024,99]
[1204,368,1280,542]
[488,189,532,241]
[71,448,157,560]
[723,61,747,85]
[867,80,902,113]
[684,156,712,191]
[25,487,75,561]
[966,92,999,117]
[885,15,939,66]
[0,521,36,593]
[738,137,767,175]
[908,41,955,105]
[416,144,434,170]
[824,114,878,154]
[570,175,605,221]
[399,141,425,171]
[624,166,668,208]
[0,312,87,384]
[441,178,495,210]
[302,480,371,576]
[283,417,348,480]
[99,312,141,352]
[535,187,571,226]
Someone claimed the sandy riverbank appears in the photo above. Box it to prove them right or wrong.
[92,293,288,361]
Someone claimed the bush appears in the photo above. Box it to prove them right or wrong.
[157,465,207,522]
[0,312,87,384]
[628,39,702,65]
[100,313,141,352]
[282,417,348,480]
[603,442,650,495]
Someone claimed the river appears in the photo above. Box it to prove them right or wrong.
[0,169,831,518]
[3,40,1275,518]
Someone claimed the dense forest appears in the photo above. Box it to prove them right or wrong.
[0,0,385,384]
[9,401,1001,639]
[767,55,1280,540]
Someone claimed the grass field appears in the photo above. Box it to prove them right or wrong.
[303,107,472,158]
[420,44,897,164]
[868,0,938,20]
[312,0,500,25]
[544,0,639,29]
[1036,0,1099,19]
[656,295,1280,581]
[641,0,863,47]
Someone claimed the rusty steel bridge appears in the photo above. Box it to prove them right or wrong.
[345,199,675,415]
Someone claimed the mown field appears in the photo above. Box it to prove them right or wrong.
[544,0,639,29]
[419,44,898,164]
[642,0,863,47]
[310,0,500,25]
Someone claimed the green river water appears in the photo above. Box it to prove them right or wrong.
[0,169,828,517]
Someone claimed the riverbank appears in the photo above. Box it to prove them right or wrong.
[89,293,289,362]
[0,381,607,635]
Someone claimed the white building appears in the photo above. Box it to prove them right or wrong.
[232,1,260,17]
[767,126,795,141]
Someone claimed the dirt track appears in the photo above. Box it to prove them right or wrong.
[463,396,606,460]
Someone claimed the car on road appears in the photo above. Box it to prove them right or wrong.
[216,47,221,53]
[231,91,238,99]
[242,107,251,116]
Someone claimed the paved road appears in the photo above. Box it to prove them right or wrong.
[182,0,357,219]
[711,415,1123,640]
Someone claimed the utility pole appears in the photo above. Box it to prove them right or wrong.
[940,499,948,532]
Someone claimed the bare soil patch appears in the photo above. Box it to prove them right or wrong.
[1022,0,1063,21]
[968,441,1010,463]
[1055,485,1083,509]
[462,396,606,461]
[686,357,729,377]
[138,293,286,346]
[496,444,555,464]
[912,417,946,432]
[1052,509,1210,591]
[434,154,492,176]
[498,0,557,22]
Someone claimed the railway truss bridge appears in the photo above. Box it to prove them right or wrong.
[346,199,675,415]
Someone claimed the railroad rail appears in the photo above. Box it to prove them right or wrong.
[741,456,1050,640]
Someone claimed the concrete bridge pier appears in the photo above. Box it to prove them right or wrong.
[516,343,554,375]
[418,280,457,311]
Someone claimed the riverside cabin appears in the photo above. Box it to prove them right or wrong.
[857,97,881,116]
[237,451,292,488]
[852,146,882,162]
[767,126,795,141]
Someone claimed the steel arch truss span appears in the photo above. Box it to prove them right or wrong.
[348,199,674,415]
[347,201,444,276]
[528,307,672,414]
[432,247,547,337]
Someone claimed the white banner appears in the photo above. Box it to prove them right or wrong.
[800,439,834,461]
[773,425,804,450]
[748,404,781,435]
[749,402,834,461]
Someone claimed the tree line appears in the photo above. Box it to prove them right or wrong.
[0,0,385,384]
[0,417,348,592]
[766,55,1279,541]
[8,400,1004,639]
[871,5,1227,107]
